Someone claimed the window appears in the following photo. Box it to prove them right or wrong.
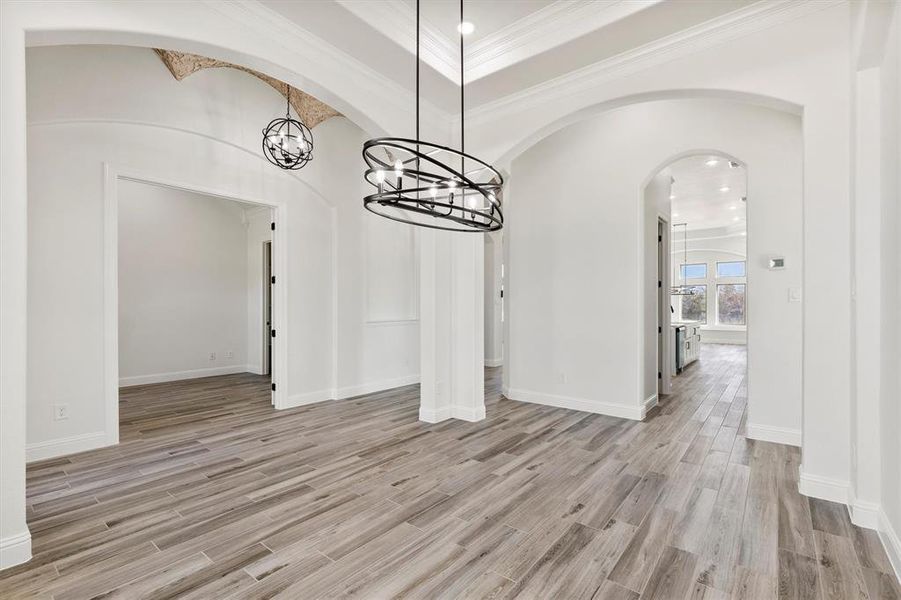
[716,261,746,278]
[680,263,707,279]
[680,285,707,323]
[717,284,746,325]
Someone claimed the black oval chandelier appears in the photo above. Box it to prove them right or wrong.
[263,86,314,170]
[362,0,504,232]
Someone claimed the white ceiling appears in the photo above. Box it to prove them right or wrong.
[257,0,756,111]
[666,154,747,233]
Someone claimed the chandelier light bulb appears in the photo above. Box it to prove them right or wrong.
[375,169,386,183]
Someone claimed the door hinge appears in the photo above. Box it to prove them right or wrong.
[270,222,276,231]
[500,290,504,298]
[658,280,662,288]
[658,235,662,242]
[271,329,276,338]
[271,383,276,391]
[271,275,276,285]
[658,371,662,379]
[658,326,662,333]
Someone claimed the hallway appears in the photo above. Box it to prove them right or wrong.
[1,345,897,599]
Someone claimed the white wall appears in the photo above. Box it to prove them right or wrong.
[508,99,802,432]
[484,234,503,366]
[118,181,251,385]
[24,45,418,460]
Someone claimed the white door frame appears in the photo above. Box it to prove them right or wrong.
[657,216,672,396]
[103,163,290,444]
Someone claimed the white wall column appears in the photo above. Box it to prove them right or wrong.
[419,231,486,423]
[0,8,32,569]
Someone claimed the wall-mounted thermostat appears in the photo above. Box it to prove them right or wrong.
[768,257,785,270]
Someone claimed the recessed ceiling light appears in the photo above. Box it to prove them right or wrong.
[732,216,740,221]
[705,159,719,167]
[741,231,747,236]
[669,194,676,200]
[720,186,730,192]
[729,205,737,210]
[673,213,680,217]
[458,21,474,34]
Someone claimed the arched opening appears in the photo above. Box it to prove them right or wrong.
[501,95,803,443]
[643,152,749,416]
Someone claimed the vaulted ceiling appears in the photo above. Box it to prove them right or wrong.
[257,0,757,112]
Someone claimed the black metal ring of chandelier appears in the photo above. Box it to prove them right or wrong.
[363,137,503,232]
[262,88,314,171]
[361,0,505,232]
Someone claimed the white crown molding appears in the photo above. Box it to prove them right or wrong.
[336,0,459,83]
[466,0,841,124]
[465,0,663,82]
[338,0,661,84]
[212,1,451,128]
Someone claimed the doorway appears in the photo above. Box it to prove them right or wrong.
[647,153,748,402]
[103,167,288,444]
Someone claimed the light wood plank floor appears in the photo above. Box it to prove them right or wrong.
[2,344,898,599]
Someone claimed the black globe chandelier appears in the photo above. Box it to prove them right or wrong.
[263,86,314,170]
[362,0,504,232]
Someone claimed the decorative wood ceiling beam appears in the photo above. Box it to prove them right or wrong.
[153,49,341,128]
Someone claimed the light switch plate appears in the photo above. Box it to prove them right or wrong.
[789,287,802,302]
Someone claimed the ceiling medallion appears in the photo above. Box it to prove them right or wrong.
[362,0,504,232]
[263,87,314,170]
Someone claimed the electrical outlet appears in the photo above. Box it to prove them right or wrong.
[226,351,233,359]
[209,352,217,361]
[53,404,69,421]
[557,372,568,384]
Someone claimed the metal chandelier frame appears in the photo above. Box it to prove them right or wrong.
[263,86,314,170]
[362,0,504,232]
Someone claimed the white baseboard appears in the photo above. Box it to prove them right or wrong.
[283,389,332,409]
[282,375,421,410]
[848,489,881,530]
[879,509,901,583]
[451,404,487,422]
[642,393,659,417]
[798,470,850,505]
[746,423,802,447]
[419,404,486,423]
[485,357,503,367]
[0,530,31,570]
[333,375,419,400]
[505,388,645,420]
[119,365,252,387]
[420,405,453,423]
[26,431,110,463]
